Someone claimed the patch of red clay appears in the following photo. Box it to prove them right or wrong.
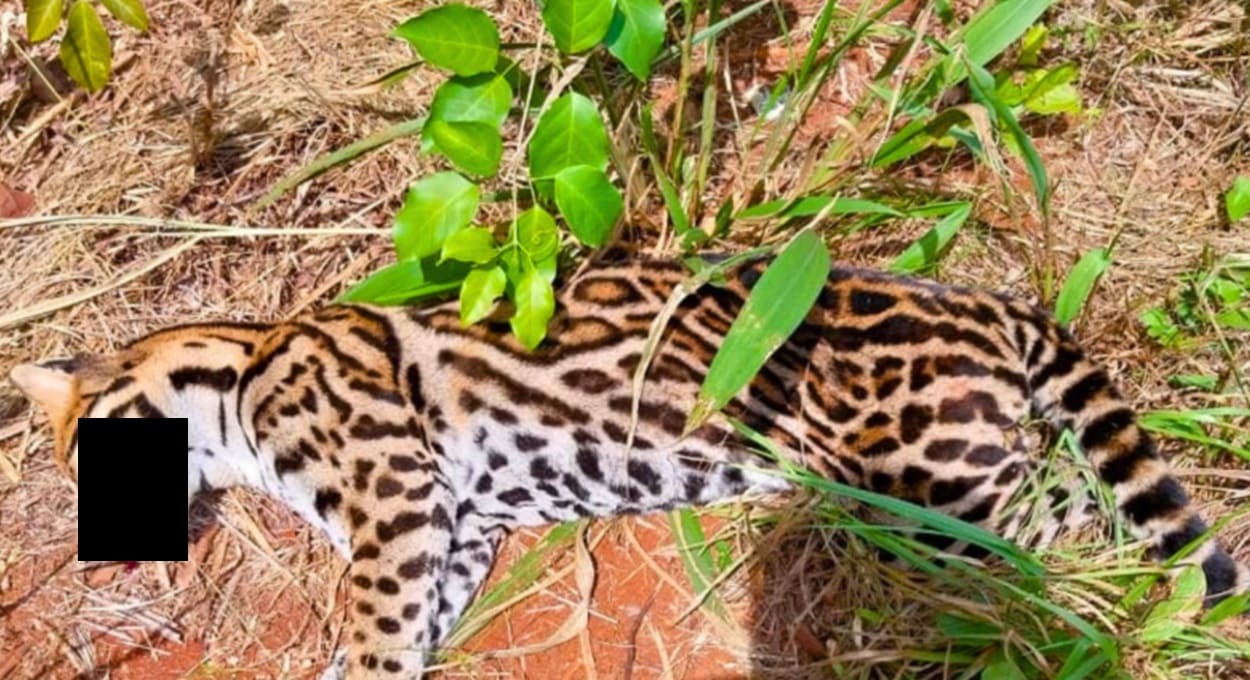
[447,515,748,679]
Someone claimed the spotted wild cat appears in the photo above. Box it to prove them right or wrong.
[10,253,1248,679]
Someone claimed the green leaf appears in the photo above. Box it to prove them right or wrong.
[888,203,972,274]
[393,172,480,261]
[1019,24,1047,66]
[1169,374,1217,391]
[1226,175,1250,223]
[336,260,466,306]
[604,0,665,80]
[1054,247,1111,326]
[983,656,1027,680]
[527,92,611,179]
[459,265,508,325]
[687,230,830,432]
[100,0,148,31]
[427,120,502,177]
[394,4,500,76]
[553,165,622,247]
[1025,82,1081,115]
[440,226,497,265]
[26,0,63,42]
[513,207,560,261]
[428,73,513,129]
[541,0,615,54]
[510,266,556,350]
[955,1,1054,84]
[1140,307,1182,347]
[1141,564,1204,644]
[59,1,111,92]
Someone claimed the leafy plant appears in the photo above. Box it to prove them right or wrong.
[332,1,663,349]
[24,0,149,92]
[1140,255,1250,349]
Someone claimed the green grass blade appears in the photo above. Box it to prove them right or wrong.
[964,57,1050,215]
[1053,247,1111,326]
[668,508,730,621]
[639,102,693,240]
[686,229,830,432]
[889,202,972,274]
[736,195,906,221]
[255,117,426,209]
[449,522,581,644]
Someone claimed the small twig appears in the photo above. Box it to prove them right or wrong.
[621,591,658,680]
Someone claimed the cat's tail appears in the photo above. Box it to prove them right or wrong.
[1021,311,1247,607]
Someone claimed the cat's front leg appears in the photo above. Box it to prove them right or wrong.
[332,478,455,679]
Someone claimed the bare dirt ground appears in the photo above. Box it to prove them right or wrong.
[2,0,1248,678]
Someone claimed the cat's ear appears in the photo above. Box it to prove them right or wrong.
[10,354,132,478]
[10,359,82,426]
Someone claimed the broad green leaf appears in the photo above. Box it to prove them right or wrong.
[393,172,480,261]
[1141,564,1204,644]
[527,92,610,179]
[1025,82,1081,116]
[394,4,500,76]
[59,1,111,92]
[510,267,556,350]
[427,120,502,177]
[1226,175,1250,223]
[955,1,1054,83]
[337,260,466,306]
[996,65,1079,113]
[440,226,497,265]
[459,265,508,325]
[888,203,971,274]
[541,0,615,54]
[428,73,513,129]
[687,230,830,432]
[1054,247,1111,326]
[553,165,622,247]
[26,0,63,42]
[513,207,559,261]
[100,0,148,31]
[605,0,665,80]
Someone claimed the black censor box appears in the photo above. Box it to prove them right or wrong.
[76,418,190,562]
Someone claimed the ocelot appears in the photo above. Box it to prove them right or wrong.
[11,252,1247,679]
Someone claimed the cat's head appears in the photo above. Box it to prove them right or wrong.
[11,324,267,487]
[10,351,146,485]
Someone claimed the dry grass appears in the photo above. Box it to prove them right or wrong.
[1,0,1248,678]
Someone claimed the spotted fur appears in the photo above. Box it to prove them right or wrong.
[10,254,1247,679]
